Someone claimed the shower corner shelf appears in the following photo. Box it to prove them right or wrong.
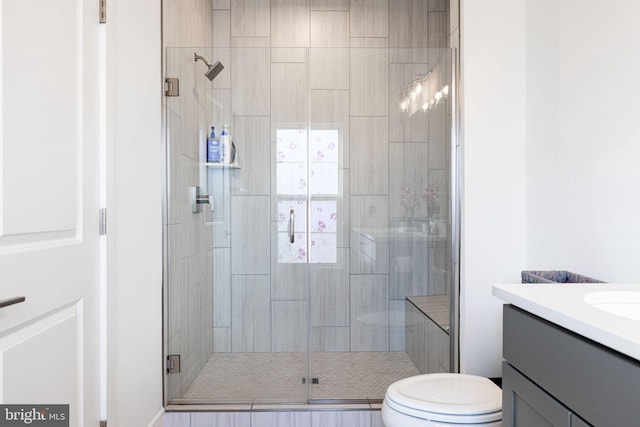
[204,162,241,169]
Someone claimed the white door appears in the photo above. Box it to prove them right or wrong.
[0,0,101,426]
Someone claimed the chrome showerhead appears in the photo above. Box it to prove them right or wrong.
[194,52,224,81]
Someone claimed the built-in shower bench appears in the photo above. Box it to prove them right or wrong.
[406,295,450,374]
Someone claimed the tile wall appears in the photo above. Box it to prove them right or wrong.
[208,0,452,356]
[164,410,384,427]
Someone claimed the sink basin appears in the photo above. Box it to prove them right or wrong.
[584,291,640,321]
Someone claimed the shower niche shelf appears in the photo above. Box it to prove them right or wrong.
[204,162,241,169]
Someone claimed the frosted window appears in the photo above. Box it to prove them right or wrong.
[276,128,340,264]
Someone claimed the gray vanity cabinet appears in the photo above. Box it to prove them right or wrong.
[503,363,589,427]
[502,305,640,427]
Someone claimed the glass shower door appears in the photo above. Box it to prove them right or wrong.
[164,46,312,404]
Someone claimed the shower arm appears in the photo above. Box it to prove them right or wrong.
[194,53,212,68]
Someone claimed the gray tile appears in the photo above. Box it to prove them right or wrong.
[168,226,183,340]
[213,10,231,47]
[311,0,349,10]
[350,275,389,351]
[309,48,349,90]
[350,0,389,38]
[310,249,349,326]
[231,0,270,37]
[428,169,448,220]
[251,412,311,427]
[271,0,310,47]
[231,37,271,48]
[389,143,430,220]
[212,89,231,136]
[389,48,431,63]
[389,224,429,298]
[430,0,448,11]
[310,90,349,168]
[271,48,308,63]
[231,116,271,195]
[231,275,271,351]
[270,224,307,300]
[389,300,406,351]
[311,327,350,351]
[213,327,231,352]
[311,411,371,427]
[350,48,389,116]
[349,38,389,48]
[389,64,429,143]
[192,412,251,427]
[350,117,389,195]
[271,62,308,126]
[310,11,349,47]
[167,111,182,225]
[389,0,430,48]
[210,48,231,89]
[213,0,231,9]
[213,248,231,327]
[349,196,389,274]
[428,12,448,48]
[208,167,232,249]
[371,410,384,427]
[165,412,190,427]
[231,196,270,274]
[428,95,450,168]
[231,48,270,115]
[272,301,308,352]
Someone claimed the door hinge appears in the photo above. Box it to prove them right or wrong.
[100,421,107,427]
[167,354,181,374]
[99,0,107,23]
[165,77,180,97]
[99,208,107,235]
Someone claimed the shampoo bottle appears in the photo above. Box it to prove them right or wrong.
[207,127,220,163]
[220,124,231,164]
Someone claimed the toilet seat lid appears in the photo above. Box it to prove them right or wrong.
[385,374,502,416]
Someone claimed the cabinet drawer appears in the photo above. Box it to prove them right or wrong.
[503,305,640,426]
[503,362,572,427]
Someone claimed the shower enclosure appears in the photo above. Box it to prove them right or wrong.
[163,4,456,406]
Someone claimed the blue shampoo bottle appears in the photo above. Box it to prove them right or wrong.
[207,126,220,163]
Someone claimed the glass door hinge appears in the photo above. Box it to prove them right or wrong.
[99,0,107,23]
[167,354,181,374]
[165,78,180,97]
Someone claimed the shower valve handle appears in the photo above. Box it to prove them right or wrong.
[190,186,214,213]
[288,209,295,243]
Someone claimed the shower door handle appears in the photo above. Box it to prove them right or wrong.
[288,209,295,243]
[0,296,26,309]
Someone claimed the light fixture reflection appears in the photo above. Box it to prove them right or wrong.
[398,71,449,114]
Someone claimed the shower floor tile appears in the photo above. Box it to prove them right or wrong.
[180,352,420,403]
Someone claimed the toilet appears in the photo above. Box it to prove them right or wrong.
[381,374,502,427]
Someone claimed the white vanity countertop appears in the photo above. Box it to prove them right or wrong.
[493,283,640,361]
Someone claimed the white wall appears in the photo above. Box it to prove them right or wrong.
[460,0,527,377]
[107,0,163,426]
[525,0,640,282]
[461,0,640,378]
